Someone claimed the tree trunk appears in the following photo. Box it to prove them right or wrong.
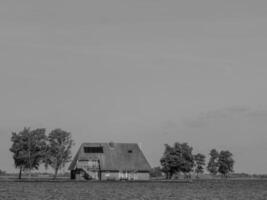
[18,166,22,179]
[53,168,59,180]
[169,171,173,179]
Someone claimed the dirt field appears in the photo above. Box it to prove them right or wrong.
[0,179,266,200]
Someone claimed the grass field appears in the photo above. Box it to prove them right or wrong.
[0,179,267,200]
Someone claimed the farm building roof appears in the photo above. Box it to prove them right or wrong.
[68,143,151,171]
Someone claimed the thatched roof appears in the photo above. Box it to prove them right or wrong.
[68,143,151,171]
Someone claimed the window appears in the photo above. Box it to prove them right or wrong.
[128,150,133,153]
[84,147,103,153]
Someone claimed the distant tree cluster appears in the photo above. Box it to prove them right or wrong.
[207,149,234,178]
[0,169,6,175]
[149,166,163,178]
[160,143,234,179]
[10,128,74,179]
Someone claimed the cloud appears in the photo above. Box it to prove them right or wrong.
[224,106,251,113]
[247,110,267,118]
[183,106,255,128]
[160,120,178,135]
[182,118,207,128]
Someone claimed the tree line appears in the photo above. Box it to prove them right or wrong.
[9,127,74,179]
[160,142,234,179]
[0,169,6,175]
[8,127,234,180]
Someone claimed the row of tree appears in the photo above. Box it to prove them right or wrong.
[10,128,74,179]
[207,149,235,177]
[9,128,233,180]
[160,143,234,179]
[0,169,6,175]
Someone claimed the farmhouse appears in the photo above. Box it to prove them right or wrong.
[68,142,151,180]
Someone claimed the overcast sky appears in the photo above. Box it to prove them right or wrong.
[1,0,267,174]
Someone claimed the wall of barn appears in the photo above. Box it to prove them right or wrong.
[101,172,120,180]
[71,169,150,180]
[101,171,150,180]
[135,172,150,180]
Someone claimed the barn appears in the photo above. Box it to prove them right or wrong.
[68,142,151,180]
